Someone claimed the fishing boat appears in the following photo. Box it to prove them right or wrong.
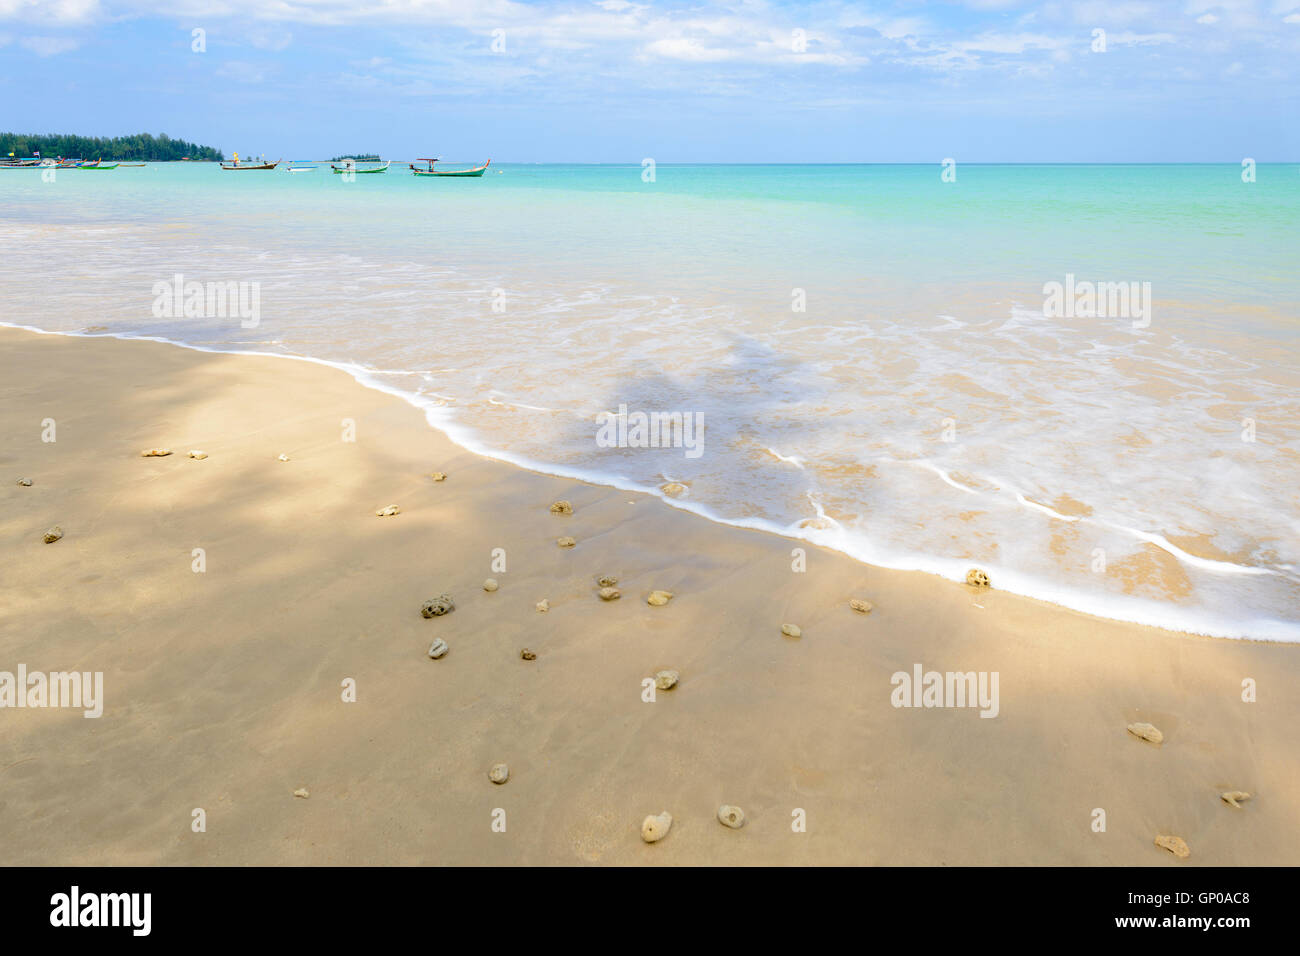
[118,163,147,167]
[409,158,490,178]
[330,158,390,174]
[77,162,118,170]
[220,159,280,170]
[286,165,318,173]
[75,160,101,168]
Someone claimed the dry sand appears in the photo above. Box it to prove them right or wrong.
[1,326,1297,865]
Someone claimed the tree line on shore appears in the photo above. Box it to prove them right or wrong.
[0,132,224,161]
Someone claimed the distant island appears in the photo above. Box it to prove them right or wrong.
[0,132,223,162]
[331,154,381,162]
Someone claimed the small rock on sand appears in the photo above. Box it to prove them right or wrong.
[293,788,310,799]
[188,450,208,460]
[141,448,172,458]
[277,454,290,462]
[965,568,991,588]
[597,575,618,588]
[641,811,672,843]
[647,590,673,606]
[661,482,688,497]
[536,599,549,613]
[16,478,32,487]
[489,763,509,785]
[1221,790,1251,809]
[598,586,621,601]
[421,594,455,618]
[483,579,499,592]
[1127,721,1164,745]
[654,669,679,690]
[717,805,745,829]
[430,471,447,481]
[1154,834,1190,859]
[520,648,536,661]
[375,505,400,517]
[849,598,873,614]
[43,526,63,544]
[557,536,576,548]
[549,500,573,515]
[781,623,802,638]
[428,639,449,659]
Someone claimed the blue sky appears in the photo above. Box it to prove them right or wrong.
[1,1,1297,161]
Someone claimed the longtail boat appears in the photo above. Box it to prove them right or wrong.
[410,157,490,178]
[77,163,119,170]
[118,163,147,167]
[220,159,280,170]
[331,159,390,174]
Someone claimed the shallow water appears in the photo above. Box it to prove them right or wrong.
[2,162,1297,638]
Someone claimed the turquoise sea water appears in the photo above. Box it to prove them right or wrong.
[2,162,1298,638]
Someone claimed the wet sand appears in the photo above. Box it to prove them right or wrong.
[1,326,1297,865]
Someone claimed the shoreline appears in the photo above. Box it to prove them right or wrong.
[3,324,1297,865]
[3,322,1290,644]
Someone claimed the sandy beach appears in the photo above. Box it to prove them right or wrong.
[1,325,1296,866]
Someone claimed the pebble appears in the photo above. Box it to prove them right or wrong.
[965,568,991,588]
[717,805,745,829]
[16,478,32,487]
[489,763,509,785]
[598,586,621,601]
[1154,834,1190,859]
[483,579,499,592]
[520,648,536,661]
[640,811,672,843]
[43,526,63,544]
[849,598,873,613]
[421,594,454,618]
[654,669,679,690]
[1221,790,1251,809]
[140,448,172,457]
[277,453,290,462]
[1126,721,1164,745]
[647,590,673,606]
[660,482,687,497]
[549,500,573,514]
[428,639,449,659]
[557,536,576,548]
[293,788,310,799]
[536,599,549,612]
[430,471,447,481]
[375,505,400,517]
[781,623,802,638]
[597,576,618,588]
[188,450,207,460]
